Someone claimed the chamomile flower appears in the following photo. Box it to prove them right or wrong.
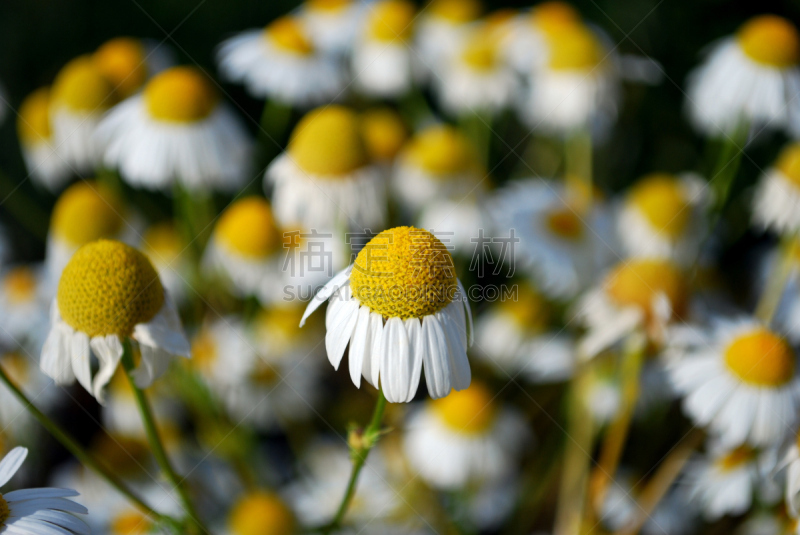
[298,0,362,55]
[217,16,346,106]
[503,1,580,73]
[225,491,296,535]
[617,172,709,265]
[403,381,528,489]
[96,66,251,192]
[753,142,800,235]
[360,107,409,164]
[575,258,688,359]
[50,55,116,171]
[300,226,473,403]
[265,105,387,232]
[686,15,800,138]
[414,0,482,78]
[668,317,800,448]
[0,265,49,349]
[40,239,191,401]
[140,222,189,305]
[0,447,89,534]
[17,87,71,192]
[93,37,172,100]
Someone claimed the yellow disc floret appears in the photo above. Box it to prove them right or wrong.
[265,17,314,55]
[605,259,687,320]
[51,55,115,112]
[51,182,125,247]
[462,30,499,71]
[3,267,37,304]
[351,227,457,319]
[724,328,795,387]
[215,197,280,258]
[288,106,367,176]
[545,206,583,240]
[627,173,690,239]
[404,125,476,177]
[716,446,756,471]
[776,142,800,187]
[110,510,153,535]
[531,1,580,35]
[142,223,184,266]
[144,66,218,123]
[18,88,53,144]
[548,22,602,70]
[93,37,148,99]
[228,491,296,535]
[360,108,408,162]
[428,0,481,24]
[431,381,495,434]
[367,0,415,42]
[738,15,800,68]
[57,240,164,338]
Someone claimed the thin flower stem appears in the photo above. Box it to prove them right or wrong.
[0,364,179,528]
[323,390,388,534]
[756,232,797,325]
[120,340,209,535]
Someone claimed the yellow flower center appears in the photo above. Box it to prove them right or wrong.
[57,240,164,338]
[3,267,37,304]
[360,108,408,162]
[531,1,580,36]
[191,330,218,374]
[110,510,152,535]
[142,223,184,266]
[265,17,314,55]
[544,206,583,240]
[716,446,756,471]
[548,23,602,71]
[18,87,52,144]
[93,37,148,99]
[306,0,351,13]
[144,67,218,123]
[252,364,280,386]
[367,0,415,42]
[461,32,499,71]
[428,0,481,23]
[724,328,795,387]
[605,259,687,320]
[350,226,457,319]
[502,284,549,332]
[2,353,30,385]
[228,491,296,535]
[0,494,9,527]
[50,182,125,247]
[738,15,800,68]
[627,173,690,239]
[431,382,496,434]
[404,125,476,177]
[215,197,280,259]
[51,55,115,112]
[776,142,800,187]
[254,305,307,347]
[288,106,367,176]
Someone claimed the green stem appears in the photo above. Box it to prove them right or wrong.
[564,129,593,212]
[258,99,292,172]
[708,121,749,214]
[755,233,797,324]
[460,112,492,171]
[323,391,388,534]
[0,364,178,528]
[120,340,208,534]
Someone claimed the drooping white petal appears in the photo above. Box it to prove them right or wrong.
[404,317,425,402]
[325,296,359,370]
[89,335,123,403]
[422,314,452,398]
[69,331,92,395]
[40,321,74,385]
[300,265,353,327]
[0,447,27,487]
[362,312,384,388]
[133,294,190,358]
[381,317,410,403]
[348,305,372,388]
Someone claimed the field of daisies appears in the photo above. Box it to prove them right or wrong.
[1,0,800,533]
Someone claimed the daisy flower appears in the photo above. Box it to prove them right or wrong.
[96,66,251,192]
[414,0,482,79]
[300,226,473,403]
[140,222,189,306]
[217,16,346,106]
[265,105,387,233]
[16,88,71,192]
[298,0,363,55]
[686,15,800,138]
[753,142,800,235]
[0,265,49,349]
[668,317,800,448]
[617,172,709,265]
[225,491,296,535]
[489,178,616,300]
[352,0,417,99]
[503,1,581,73]
[574,258,689,359]
[49,55,116,171]
[40,239,191,401]
[402,381,528,489]
[360,107,409,165]
[92,37,172,100]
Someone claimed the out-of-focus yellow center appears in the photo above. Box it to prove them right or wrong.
[484,9,516,40]
[110,510,152,535]
[306,0,351,13]
[544,206,583,240]
[51,55,115,112]
[367,0,415,42]
[142,223,184,267]
[2,353,30,386]
[18,87,52,144]
[191,330,218,374]
[431,382,495,434]
[93,37,148,99]
[531,1,580,36]
[548,23,602,71]
[605,259,687,320]
[265,17,314,55]
[776,142,800,187]
[144,67,218,123]
[288,106,367,176]
[628,173,690,239]
[254,305,307,349]
[428,0,481,23]
[91,433,150,477]
[50,182,125,247]
[57,240,164,338]
[215,197,280,259]
[3,267,37,304]
[502,284,549,332]
[724,328,795,387]
[738,15,799,68]
[462,32,499,71]
[361,108,408,162]
[350,226,457,319]
[228,491,296,535]
[716,446,756,471]
[0,495,9,527]
[404,125,475,177]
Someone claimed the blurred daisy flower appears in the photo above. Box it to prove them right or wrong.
[753,142,800,235]
[403,381,528,489]
[780,429,800,518]
[298,0,362,55]
[217,15,346,106]
[360,107,409,165]
[140,222,189,306]
[415,0,482,79]
[686,15,800,138]
[503,1,580,73]
[265,105,387,232]
[17,88,71,192]
[225,490,296,535]
[40,239,190,401]
[96,66,251,192]
[92,37,173,100]
[0,264,49,349]
[301,226,473,402]
[668,317,800,448]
